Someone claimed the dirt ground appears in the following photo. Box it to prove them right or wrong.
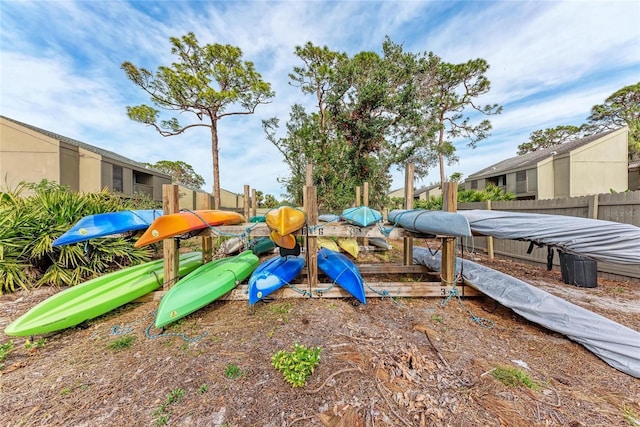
[1,240,639,427]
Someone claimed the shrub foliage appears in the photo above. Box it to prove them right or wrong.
[0,180,157,293]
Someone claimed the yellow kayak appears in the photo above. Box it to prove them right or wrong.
[266,206,306,236]
[270,230,297,249]
[318,236,340,252]
[337,237,360,258]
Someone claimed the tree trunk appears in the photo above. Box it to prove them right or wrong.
[211,120,221,209]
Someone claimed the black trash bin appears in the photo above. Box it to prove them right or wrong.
[558,252,597,288]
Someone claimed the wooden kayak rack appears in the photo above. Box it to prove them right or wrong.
[158,163,479,301]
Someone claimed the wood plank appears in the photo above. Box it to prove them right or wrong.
[137,282,481,302]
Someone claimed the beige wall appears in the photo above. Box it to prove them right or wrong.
[220,188,244,209]
[78,147,102,192]
[0,117,60,189]
[553,155,571,198]
[536,157,555,200]
[569,127,628,195]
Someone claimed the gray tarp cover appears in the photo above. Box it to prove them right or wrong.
[459,209,640,265]
[414,248,640,378]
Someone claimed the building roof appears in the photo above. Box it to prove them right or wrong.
[1,115,169,177]
[467,128,621,179]
[414,183,440,196]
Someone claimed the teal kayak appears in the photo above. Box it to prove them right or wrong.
[155,250,259,328]
[341,206,382,227]
[4,252,203,337]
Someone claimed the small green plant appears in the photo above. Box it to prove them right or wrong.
[224,363,243,379]
[0,341,15,369]
[107,335,135,351]
[24,338,46,349]
[623,403,640,426]
[60,386,72,396]
[269,302,292,314]
[431,314,443,323]
[271,343,322,388]
[166,388,185,405]
[153,388,186,425]
[491,365,539,390]
[198,384,209,394]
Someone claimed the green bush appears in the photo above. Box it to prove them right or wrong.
[0,180,157,293]
[271,342,322,388]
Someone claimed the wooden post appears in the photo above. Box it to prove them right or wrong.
[251,188,257,218]
[486,200,494,260]
[162,184,180,290]
[243,185,250,220]
[363,182,369,246]
[305,185,318,292]
[197,192,213,263]
[403,164,414,265]
[355,186,361,207]
[441,182,458,287]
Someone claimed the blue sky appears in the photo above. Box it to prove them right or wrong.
[1,1,639,199]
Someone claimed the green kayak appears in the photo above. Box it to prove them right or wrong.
[155,250,259,328]
[4,252,203,337]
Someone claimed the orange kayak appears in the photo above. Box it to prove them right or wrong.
[270,230,297,249]
[134,210,245,247]
[265,206,306,236]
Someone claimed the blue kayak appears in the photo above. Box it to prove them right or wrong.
[248,255,305,304]
[341,206,382,227]
[387,209,471,237]
[317,248,366,304]
[53,209,163,246]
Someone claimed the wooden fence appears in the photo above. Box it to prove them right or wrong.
[458,190,640,282]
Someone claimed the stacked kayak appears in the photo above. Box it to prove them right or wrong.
[337,237,359,258]
[155,250,259,328]
[265,206,306,249]
[341,206,382,227]
[248,255,306,304]
[388,209,471,237]
[4,252,203,336]
[317,248,366,304]
[135,210,245,247]
[250,237,276,256]
[53,209,163,246]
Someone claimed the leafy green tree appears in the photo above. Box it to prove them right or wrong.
[122,32,274,208]
[586,82,640,158]
[516,125,583,155]
[420,58,502,185]
[263,194,279,208]
[144,160,205,189]
[266,38,428,210]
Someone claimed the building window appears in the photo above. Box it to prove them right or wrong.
[113,165,123,192]
[516,170,526,182]
[470,180,478,190]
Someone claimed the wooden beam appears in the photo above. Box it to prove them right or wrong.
[197,192,213,263]
[403,163,414,265]
[243,185,250,220]
[137,282,481,302]
[441,182,458,287]
[305,185,318,291]
[486,199,494,260]
[162,184,180,290]
[251,188,257,218]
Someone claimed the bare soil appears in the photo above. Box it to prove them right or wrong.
[1,240,639,427]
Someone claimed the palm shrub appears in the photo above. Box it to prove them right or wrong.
[0,180,158,293]
[413,184,515,211]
